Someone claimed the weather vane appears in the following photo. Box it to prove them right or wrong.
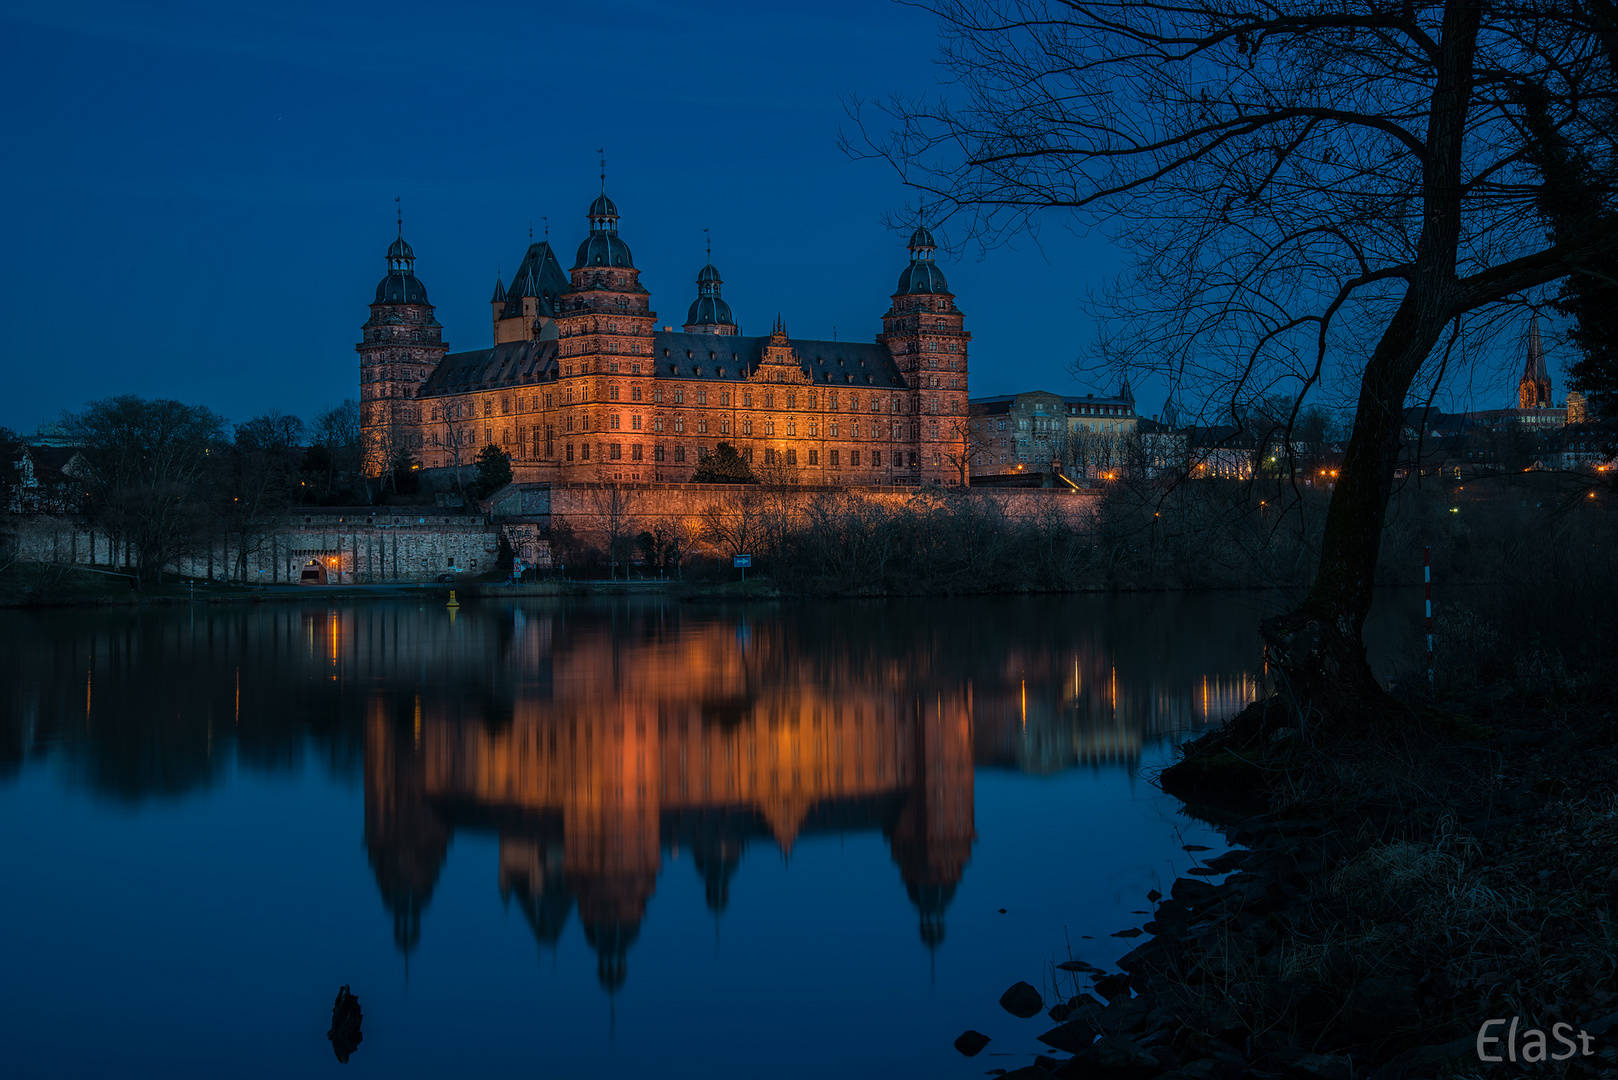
[395,195,401,236]
[598,148,606,193]
[703,226,711,261]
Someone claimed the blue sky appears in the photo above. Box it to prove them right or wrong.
[0,0,1144,435]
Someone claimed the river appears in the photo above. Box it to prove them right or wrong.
[0,593,1416,1077]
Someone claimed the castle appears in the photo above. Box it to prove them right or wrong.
[357,191,971,486]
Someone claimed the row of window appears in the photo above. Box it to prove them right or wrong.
[470,418,947,449]
[552,443,929,468]
[439,386,953,417]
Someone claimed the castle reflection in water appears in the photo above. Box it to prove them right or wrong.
[0,597,1263,990]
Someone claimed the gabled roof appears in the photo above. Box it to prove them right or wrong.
[419,341,557,396]
[650,331,907,388]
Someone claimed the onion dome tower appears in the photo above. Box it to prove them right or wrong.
[357,222,447,475]
[555,181,655,383]
[683,260,738,336]
[894,226,949,296]
[878,224,971,482]
[574,192,635,269]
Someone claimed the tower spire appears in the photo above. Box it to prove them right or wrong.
[1518,309,1554,409]
[396,195,402,237]
[598,148,606,194]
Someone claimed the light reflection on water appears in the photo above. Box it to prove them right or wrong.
[0,594,1293,1078]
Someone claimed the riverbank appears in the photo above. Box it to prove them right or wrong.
[0,562,800,607]
[970,674,1618,1079]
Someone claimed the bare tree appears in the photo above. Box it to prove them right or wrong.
[589,478,640,580]
[699,489,762,562]
[948,415,995,485]
[307,399,361,500]
[63,396,228,587]
[852,0,1618,719]
[440,416,478,497]
[221,410,305,581]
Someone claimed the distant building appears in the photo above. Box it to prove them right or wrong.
[7,445,87,513]
[967,385,1138,482]
[1519,314,1554,410]
[357,194,971,486]
[1542,422,1617,473]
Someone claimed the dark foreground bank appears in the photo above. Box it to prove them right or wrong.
[969,672,1618,1080]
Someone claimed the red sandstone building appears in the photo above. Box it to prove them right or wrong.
[358,192,970,485]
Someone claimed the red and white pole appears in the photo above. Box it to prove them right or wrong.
[1424,546,1434,687]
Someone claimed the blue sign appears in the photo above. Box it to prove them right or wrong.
[733,554,752,568]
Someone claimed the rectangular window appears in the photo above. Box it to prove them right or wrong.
[698,418,708,434]
[674,445,685,463]
[566,443,575,461]
[809,422,819,437]
[809,449,819,465]
[611,414,621,430]
[829,422,839,438]
[787,448,797,465]
[632,444,643,461]
[720,418,731,434]
[611,443,622,460]
[744,391,753,407]
[909,452,918,466]
[632,414,642,430]
[654,388,664,404]
[631,386,642,402]
[654,445,666,462]
[546,392,555,408]
[698,390,708,405]
[851,450,860,466]
[581,443,590,460]
[872,451,880,467]
[674,388,684,404]
[830,449,840,466]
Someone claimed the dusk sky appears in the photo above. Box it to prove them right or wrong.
[0,0,1148,436]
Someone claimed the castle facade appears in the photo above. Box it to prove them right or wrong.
[357,192,970,485]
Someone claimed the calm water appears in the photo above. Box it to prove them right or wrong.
[0,593,1395,1078]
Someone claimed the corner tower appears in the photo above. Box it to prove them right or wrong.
[357,230,447,474]
[553,191,657,473]
[878,226,970,482]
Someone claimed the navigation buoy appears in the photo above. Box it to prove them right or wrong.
[445,590,460,609]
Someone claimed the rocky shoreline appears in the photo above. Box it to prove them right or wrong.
[960,702,1618,1079]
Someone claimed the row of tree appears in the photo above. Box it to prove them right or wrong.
[0,396,507,587]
